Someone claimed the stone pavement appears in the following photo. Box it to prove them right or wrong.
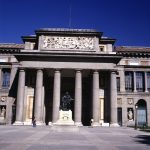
[0,125,150,150]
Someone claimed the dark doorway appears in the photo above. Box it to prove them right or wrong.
[44,74,53,125]
[117,107,122,126]
[82,77,92,126]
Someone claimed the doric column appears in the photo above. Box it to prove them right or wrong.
[92,70,100,126]
[74,70,82,126]
[52,70,61,123]
[144,72,148,92]
[34,69,43,124]
[133,71,137,92]
[15,69,25,125]
[119,69,125,92]
[110,71,119,126]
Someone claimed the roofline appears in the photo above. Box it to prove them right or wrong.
[100,38,116,45]
[21,36,37,43]
[35,28,103,37]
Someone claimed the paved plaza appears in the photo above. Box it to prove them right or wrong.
[0,125,149,150]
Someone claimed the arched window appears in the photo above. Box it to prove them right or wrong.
[136,99,147,126]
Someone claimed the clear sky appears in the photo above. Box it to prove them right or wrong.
[0,0,150,46]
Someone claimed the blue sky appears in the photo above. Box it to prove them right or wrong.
[0,0,150,46]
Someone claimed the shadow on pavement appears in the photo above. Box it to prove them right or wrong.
[134,135,150,145]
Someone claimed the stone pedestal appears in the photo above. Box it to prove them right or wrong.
[54,110,74,125]
[0,117,5,124]
[13,121,24,125]
[23,121,32,126]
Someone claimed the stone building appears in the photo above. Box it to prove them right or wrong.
[0,28,149,127]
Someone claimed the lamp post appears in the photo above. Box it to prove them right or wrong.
[135,103,138,130]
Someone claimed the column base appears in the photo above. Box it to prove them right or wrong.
[110,123,120,127]
[35,121,45,125]
[74,122,83,126]
[48,122,52,126]
[52,122,75,126]
[13,121,24,125]
[101,122,110,127]
[91,122,100,127]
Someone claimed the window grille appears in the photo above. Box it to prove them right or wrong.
[125,72,133,91]
[136,72,144,92]
[2,69,10,88]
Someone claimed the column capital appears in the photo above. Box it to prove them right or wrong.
[54,69,61,73]
[93,70,99,74]
[19,68,25,71]
[75,69,82,72]
[36,68,44,71]
[36,69,43,73]
[110,70,117,74]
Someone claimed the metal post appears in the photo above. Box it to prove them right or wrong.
[135,103,138,130]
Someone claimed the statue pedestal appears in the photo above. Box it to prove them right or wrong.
[0,116,6,124]
[54,110,74,125]
[0,116,5,121]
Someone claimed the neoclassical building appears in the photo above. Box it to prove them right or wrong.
[0,28,150,127]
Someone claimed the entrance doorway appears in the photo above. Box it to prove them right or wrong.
[117,107,122,126]
[137,99,147,126]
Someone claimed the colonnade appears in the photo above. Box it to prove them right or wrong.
[14,68,118,126]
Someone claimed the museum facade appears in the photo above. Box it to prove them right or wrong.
[0,28,150,127]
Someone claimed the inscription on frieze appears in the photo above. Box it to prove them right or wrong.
[41,36,94,50]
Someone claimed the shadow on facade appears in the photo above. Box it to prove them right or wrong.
[8,70,19,124]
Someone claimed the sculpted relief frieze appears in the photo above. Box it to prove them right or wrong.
[41,36,94,50]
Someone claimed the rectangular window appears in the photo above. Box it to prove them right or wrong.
[2,69,10,88]
[136,72,144,92]
[99,46,104,52]
[125,72,133,92]
[147,72,150,91]
[117,77,120,92]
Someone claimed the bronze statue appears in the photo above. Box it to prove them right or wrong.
[61,92,74,111]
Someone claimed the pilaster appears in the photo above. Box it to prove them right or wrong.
[119,69,125,92]
[133,71,137,92]
[144,72,148,92]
